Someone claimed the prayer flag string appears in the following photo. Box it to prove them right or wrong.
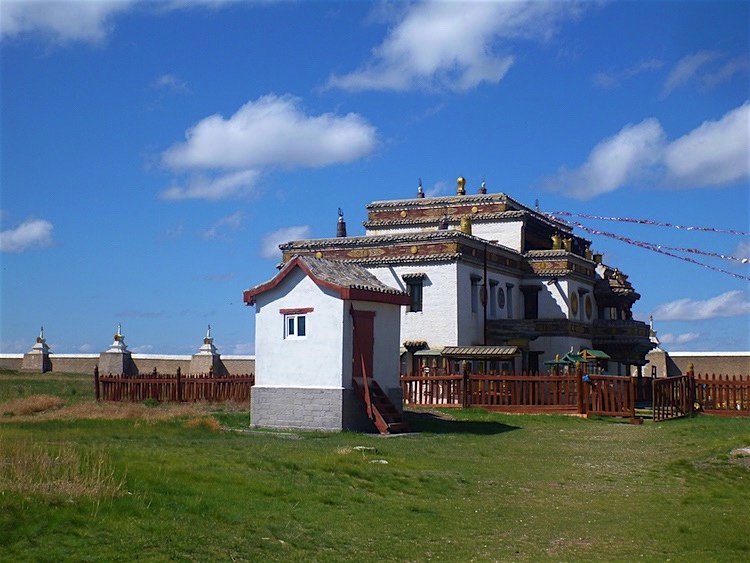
[547,211,750,236]
[548,218,750,281]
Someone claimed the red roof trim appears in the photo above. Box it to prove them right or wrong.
[244,256,410,306]
[279,307,314,315]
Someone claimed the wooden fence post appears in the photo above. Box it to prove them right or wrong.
[94,365,100,402]
[576,365,584,415]
[176,366,183,403]
[687,363,696,415]
[462,365,470,409]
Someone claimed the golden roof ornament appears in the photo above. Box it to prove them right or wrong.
[456,176,466,195]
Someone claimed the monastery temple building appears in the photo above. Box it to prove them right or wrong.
[265,178,655,378]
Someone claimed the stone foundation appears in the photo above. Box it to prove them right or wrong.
[252,386,377,432]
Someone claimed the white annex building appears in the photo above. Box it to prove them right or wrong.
[243,255,410,432]
[274,178,655,378]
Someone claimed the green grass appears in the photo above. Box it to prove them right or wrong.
[1,372,748,562]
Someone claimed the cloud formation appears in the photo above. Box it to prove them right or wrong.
[545,101,749,199]
[0,219,54,252]
[662,51,749,97]
[652,290,750,321]
[260,226,311,259]
[592,59,663,89]
[0,0,135,43]
[658,332,701,346]
[326,1,582,92]
[160,95,377,200]
[202,211,244,240]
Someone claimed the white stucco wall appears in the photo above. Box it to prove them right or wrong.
[369,263,459,349]
[364,225,430,236]
[471,220,524,251]
[254,268,344,388]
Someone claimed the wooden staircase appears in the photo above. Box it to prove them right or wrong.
[352,377,409,435]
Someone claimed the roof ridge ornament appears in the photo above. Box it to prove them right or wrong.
[456,176,466,195]
[417,178,425,198]
[336,208,347,238]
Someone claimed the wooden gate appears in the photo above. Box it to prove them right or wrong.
[653,374,694,422]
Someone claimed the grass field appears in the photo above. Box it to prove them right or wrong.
[1,370,749,562]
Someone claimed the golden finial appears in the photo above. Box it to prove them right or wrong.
[456,176,466,195]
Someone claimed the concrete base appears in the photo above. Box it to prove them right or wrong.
[99,351,135,375]
[190,353,223,375]
[21,351,51,373]
[250,386,376,432]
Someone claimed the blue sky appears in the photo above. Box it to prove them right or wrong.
[1,0,748,356]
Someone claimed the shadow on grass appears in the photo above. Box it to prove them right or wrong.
[403,410,520,435]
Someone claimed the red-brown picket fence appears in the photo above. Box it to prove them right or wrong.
[695,372,749,416]
[94,367,254,403]
[653,374,694,422]
[401,370,638,422]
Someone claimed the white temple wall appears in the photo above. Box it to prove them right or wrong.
[471,220,524,251]
[369,263,459,349]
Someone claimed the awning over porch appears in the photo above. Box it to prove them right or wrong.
[414,349,442,356]
[441,346,520,358]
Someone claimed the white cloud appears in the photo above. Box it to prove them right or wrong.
[0,0,135,44]
[0,219,54,252]
[545,101,749,199]
[652,290,750,321]
[260,225,311,259]
[151,73,189,93]
[229,341,254,355]
[326,1,583,92]
[160,170,260,201]
[202,211,244,239]
[593,59,663,88]
[662,50,721,97]
[659,332,701,345]
[160,95,377,201]
[737,240,750,262]
[162,94,377,171]
[663,102,750,187]
[661,51,749,98]
[702,55,750,89]
[545,119,665,199]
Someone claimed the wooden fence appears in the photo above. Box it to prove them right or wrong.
[94,367,254,403]
[653,375,694,422]
[582,374,639,422]
[402,370,638,422]
[695,372,749,416]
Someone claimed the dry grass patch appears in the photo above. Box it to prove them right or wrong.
[0,438,124,501]
[1,395,65,416]
[0,399,218,423]
[184,416,221,431]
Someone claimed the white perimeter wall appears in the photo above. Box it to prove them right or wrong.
[255,268,344,388]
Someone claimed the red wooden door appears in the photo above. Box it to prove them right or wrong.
[351,310,375,379]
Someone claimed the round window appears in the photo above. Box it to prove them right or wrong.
[570,291,579,316]
[497,287,505,309]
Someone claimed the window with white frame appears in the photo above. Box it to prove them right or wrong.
[280,308,313,339]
